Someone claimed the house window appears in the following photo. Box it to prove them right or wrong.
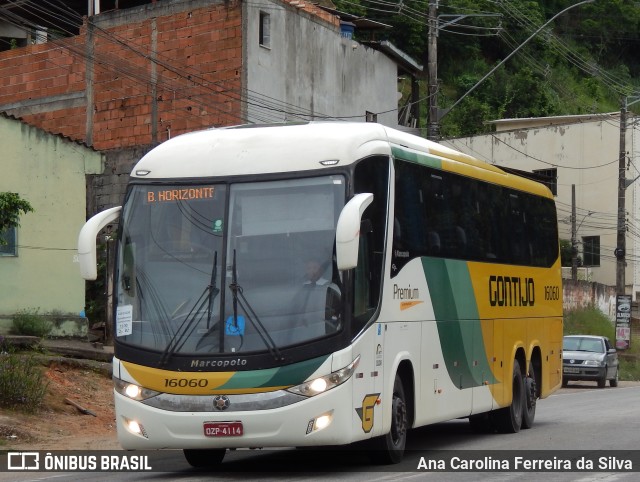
[0,227,17,256]
[582,235,600,267]
[533,168,557,196]
[259,12,270,48]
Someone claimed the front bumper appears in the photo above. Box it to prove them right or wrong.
[114,385,357,450]
[562,364,605,381]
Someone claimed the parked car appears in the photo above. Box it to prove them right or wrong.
[562,335,619,388]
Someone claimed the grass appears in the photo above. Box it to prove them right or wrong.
[11,308,52,338]
[564,306,640,381]
[0,351,48,412]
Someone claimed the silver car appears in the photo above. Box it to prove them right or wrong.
[562,335,619,388]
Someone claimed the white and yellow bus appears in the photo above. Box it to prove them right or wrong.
[78,122,563,466]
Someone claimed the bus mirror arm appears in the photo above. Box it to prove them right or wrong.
[77,206,122,280]
[335,193,373,271]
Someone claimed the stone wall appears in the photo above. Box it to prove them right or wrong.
[563,279,617,321]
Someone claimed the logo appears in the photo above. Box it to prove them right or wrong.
[355,393,379,433]
[570,359,576,364]
[8,452,39,470]
[213,395,231,411]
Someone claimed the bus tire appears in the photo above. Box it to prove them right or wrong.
[371,374,407,464]
[183,448,226,467]
[493,359,524,433]
[521,362,537,429]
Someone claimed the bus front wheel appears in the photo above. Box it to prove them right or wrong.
[183,448,226,467]
[493,359,524,433]
[371,374,407,464]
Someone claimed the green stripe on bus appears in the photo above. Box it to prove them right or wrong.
[217,355,329,390]
[422,257,495,389]
[392,146,442,169]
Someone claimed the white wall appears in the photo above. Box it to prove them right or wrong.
[244,0,399,127]
[0,116,103,318]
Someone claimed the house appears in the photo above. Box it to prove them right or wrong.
[0,0,419,153]
[0,113,103,335]
[441,113,640,298]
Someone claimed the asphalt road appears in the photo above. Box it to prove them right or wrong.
[2,382,639,481]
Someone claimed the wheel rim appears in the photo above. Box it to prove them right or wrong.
[390,393,407,446]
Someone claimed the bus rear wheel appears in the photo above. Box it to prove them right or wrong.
[371,374,407,464]
[521,361,537,429]
[183,448,226,467]
[493,359,524,433]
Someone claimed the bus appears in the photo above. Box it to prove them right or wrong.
[78,122,563,466]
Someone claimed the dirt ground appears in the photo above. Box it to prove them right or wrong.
[0,360,120,450]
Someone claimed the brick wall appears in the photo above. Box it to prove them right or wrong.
[0,1,245,150]
[0,38,87,141]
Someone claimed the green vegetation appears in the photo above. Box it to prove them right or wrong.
[333,0,640,137]
[11,309,52,338]
[0,349,48,412]
[564,306,640,380]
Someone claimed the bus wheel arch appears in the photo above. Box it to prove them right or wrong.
[371,360,414,464]
[492,350,525,433]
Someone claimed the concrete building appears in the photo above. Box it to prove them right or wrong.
[0,0,414,151]
[0,113,103,333]
[442,113,640,297]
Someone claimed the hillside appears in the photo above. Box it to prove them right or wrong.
[334,0,640,137]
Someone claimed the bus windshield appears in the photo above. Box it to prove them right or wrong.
[115,176,345,357]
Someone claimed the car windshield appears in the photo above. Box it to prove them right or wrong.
[563,337,604,353]
[114,176,345,356]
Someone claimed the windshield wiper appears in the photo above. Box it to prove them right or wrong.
[159,251,219,366]
[229,249,283,361]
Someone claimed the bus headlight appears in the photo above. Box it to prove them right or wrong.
[286,356,360,397]
[114,377,161,401]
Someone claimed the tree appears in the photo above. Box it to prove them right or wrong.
[0,192,34,245]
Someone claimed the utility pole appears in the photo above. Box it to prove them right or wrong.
[616,98,627,294]
[427,0,439,140]
[426,6,500,140]
[571,185,578,281]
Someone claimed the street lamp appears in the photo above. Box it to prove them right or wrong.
[438,0,595,124]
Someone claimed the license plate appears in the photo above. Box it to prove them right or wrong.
[564,367,580,374]
[203,421,243,437]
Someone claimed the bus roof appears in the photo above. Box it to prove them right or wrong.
[131,122,552,197]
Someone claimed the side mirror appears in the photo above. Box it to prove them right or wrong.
[78,206,122,280]
[335,193,373,270]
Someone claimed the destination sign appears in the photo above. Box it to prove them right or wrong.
[146,187,215,203]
